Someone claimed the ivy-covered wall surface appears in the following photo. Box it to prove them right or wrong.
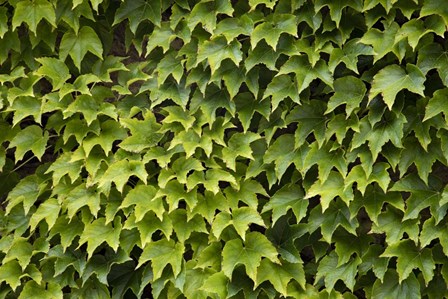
[0,0,448,298]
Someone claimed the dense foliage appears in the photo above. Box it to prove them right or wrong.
[0,0,448,297]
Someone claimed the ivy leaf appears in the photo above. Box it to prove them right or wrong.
[9,125,49,162]
[98,159,148,193]
[196,37,242,74]
[137,239,184,280]
[263,75,300,110]
[314,0,363,27]
[371,207,419,246]
[369,64,425,110]
[286,100,328,148]
[200,272,228,298]
[82,120,127,156]
[212,207,265,241]
[381,239,435,284]
[246,41,280,72]
[306,171,354,212]
[391,173,443,221]
[277,55,333,94]
[64,184,101,219]
[119,111,163,153]
[315,252,362,291]
[3,237,33,271]
[64,94,117,126]
[329,39,374,74]
[359,22,401,62]
[187,0,233,33]
[262,184,307,225]
[0,260,24,291]
[424,88,448,122]
[113,0,161,32]
[12,0,56,34]
[251,14,298,50]
[215,15,253,42]
[325,76,366,116]
[120,185,163,221]
[0,7,8,39]
[371,270,420,299]
[19,281,63,299]
[417,43,448,85]
[222,132,260,171]
[35,57,71,91]
[249,0,277,10]
[420,0,448,27]
[78,217,122,259]
[45,153,83,186]
[255,259,305,296]
[420,217,448,256]
[29,198,60,232]
[59,26,103,70]
[221,232,279,283]
[308,200,358,244]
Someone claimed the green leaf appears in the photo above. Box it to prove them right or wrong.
[196,37,242,74]
[221,232,279,283]
[314,0,363,27]
[420,0,448,27]
[113,0,161,32]
[255,259,305,296]
[137,239,184,280]
[120,111,163,153]
[308,200,358,243]
[200,271,228,298]
[391,173,443,221]
[29,198,60,231]
[249,0,277,10]
[0,260,23,291]
[264,75,300,110]
[9,125,49,162]
[78,217,122,258]
[12,0,56,34]
[262,184,307,225]
[420,217,448,257]
[246,41,280,72]
[278,55,333,95]
[120,185,162,221]
[64,184,101,219]
[325,76,366,115]
[315,252,362,291]
[187,0,233,33]
[0,7,8,39]
[417,42,448,85]
[212,207,265,241]
[82,120,127,156]
[6,175,47,215]
[59,26,103,70]
[306,171,354,212]
[222,132,260,171]
[98,159,148,193]
[19,281,63,299]
[35,57,70,91]
[359,22,401,62]
[3,237,33,271]
[64,94,117,126]
[371,207,419,246]
[251,14,297,50]
[45,153,83,185]
[381,239,435,284]
[369,64,426,110]
[371,270,420,299]
[424,88,448,122]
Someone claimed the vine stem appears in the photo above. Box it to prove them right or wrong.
[10,145,53,173]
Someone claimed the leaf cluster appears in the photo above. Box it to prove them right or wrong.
[1,0,448,298]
